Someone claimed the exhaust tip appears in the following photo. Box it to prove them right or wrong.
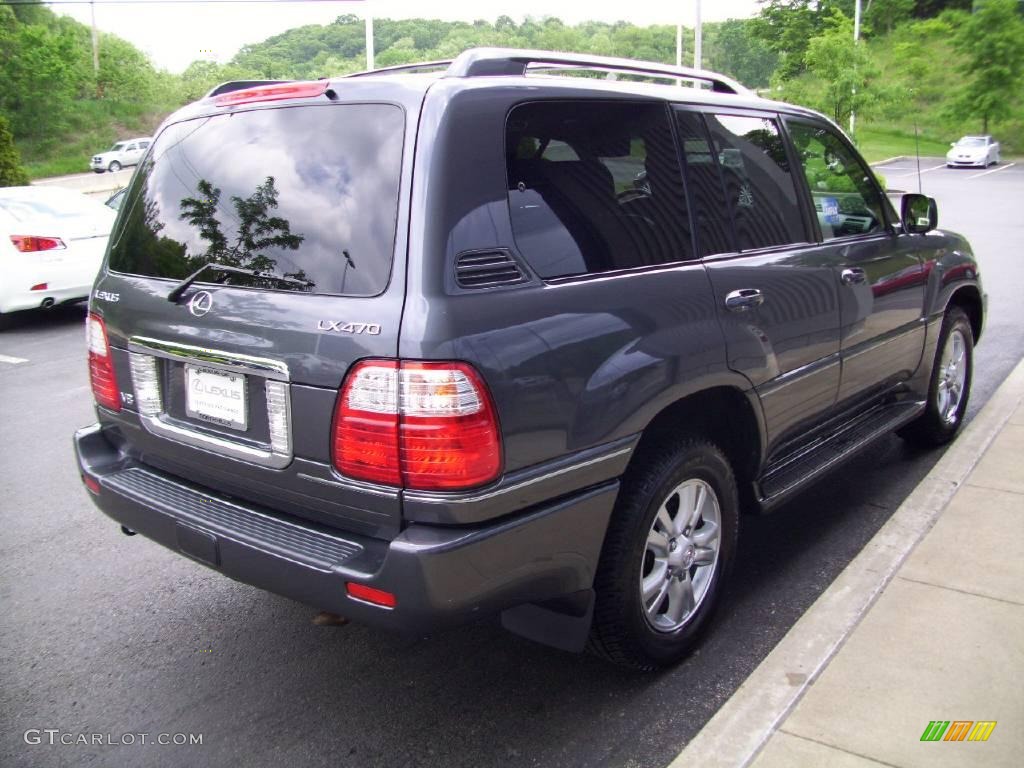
[40,297,55,309]
[120,525,137,537]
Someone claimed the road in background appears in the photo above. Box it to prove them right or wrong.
[1,161,1022,768]
[31,169,133,200]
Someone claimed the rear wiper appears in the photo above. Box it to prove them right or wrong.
[167,261,313,302]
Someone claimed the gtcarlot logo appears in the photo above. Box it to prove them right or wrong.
[24,729,203,746]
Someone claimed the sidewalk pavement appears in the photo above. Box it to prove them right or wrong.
[673,359,1024,768]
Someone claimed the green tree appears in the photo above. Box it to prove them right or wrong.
[866,0,916,34]
[706,19,779,87]
[950,0,1024,133]
[0,114,29,187]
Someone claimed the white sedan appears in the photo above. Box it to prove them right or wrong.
[946,135,1001,168]
[0,187,115,321]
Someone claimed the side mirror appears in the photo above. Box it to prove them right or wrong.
[901,193,938,234]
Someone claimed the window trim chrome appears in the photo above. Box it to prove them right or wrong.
[128,336,293,469]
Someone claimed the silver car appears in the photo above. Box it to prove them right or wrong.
[89,137,153,173]
[946,135,1000,168]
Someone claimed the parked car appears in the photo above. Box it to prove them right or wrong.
[89,137,152,173]
[0,186,115,323]
[946,135,1000,168]
[74,49,985,669]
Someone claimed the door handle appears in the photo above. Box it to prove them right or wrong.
[724,288,764,312]
[840,267,867,285]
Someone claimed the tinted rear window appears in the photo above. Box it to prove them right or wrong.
[108,104,404,296]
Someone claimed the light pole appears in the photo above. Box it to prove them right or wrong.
[694,0,702,69]
[850,0,861,137]
[365,1,374,70]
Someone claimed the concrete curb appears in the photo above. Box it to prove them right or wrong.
[669,358,1024,768]
[870,155,906,166]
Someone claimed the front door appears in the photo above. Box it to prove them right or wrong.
[784,119,927,407]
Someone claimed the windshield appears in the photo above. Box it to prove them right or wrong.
[107,103,405,296]
[110,142,126,152]
[0,190,110,221]
[957,137,985,147]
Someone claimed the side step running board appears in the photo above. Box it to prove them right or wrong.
[758,400,925,511]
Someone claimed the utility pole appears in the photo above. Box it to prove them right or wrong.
[676,23,682,85]
[90,1,99,78]
[364,2,374,71]
[850,0,861,136]
[694,0,703,69]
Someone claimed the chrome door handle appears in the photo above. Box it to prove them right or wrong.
[841,267,867,285]
[724,288,764,312]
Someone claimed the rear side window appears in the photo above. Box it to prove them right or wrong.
[786,120,888,240]
[108,104,404,296]
[674,111,733,257]
[506,101,691,279]
[703,113,807,251]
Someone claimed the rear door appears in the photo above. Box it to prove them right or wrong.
[93,96,412,538]
[674,109,845,459]
[784,118,926,406]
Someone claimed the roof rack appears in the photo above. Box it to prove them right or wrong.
[444,48,751,95]
[346,60,451,78]
[205,80,291,98]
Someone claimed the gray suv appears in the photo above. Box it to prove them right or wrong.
[74,49,985,669]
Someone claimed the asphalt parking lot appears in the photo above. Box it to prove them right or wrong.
[1,157,1022,768]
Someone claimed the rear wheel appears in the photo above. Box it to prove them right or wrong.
[900,306,973,447]
[589,437,738,670]
[108,161,122,172]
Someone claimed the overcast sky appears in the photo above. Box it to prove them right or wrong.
[54,0,762,73]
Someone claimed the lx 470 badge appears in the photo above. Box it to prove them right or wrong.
[317,321,381,334]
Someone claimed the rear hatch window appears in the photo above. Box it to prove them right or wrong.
[108,103,404,297]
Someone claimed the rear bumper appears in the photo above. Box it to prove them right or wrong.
[74,423,617,633]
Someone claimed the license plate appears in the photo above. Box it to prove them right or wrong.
[185,365,247,431]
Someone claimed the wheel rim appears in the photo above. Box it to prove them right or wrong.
[640,478,721,633]
[936,328,968,425]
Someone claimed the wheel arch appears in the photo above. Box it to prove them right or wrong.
[626,386,763,510]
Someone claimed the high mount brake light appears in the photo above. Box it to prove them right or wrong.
[10,235,65,253]
[86,312,121,412]
[214,81,329,107]
[332,360,502,490]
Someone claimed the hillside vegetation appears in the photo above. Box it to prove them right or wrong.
[1,1,1021,181]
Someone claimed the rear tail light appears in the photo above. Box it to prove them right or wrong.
[10,235,66,253]
[214,80,329,107]
[86,312,121,412]
[333,360,502,490]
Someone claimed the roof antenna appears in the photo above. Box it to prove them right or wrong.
[914,121,923,195]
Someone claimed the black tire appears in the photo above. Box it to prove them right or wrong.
[899,306,973,447]
[92,169,104,174]
[588,436,739,670]
[108,161,122,172]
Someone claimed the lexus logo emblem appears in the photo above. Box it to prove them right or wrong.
[188,290,213,317]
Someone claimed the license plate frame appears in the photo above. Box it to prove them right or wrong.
[185,365,248,431]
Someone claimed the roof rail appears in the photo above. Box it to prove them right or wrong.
[346,60,452,78]
[444,48,751,95]
[205,80,291,98]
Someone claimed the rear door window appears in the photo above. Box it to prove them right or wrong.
[506,100,691,279]
[674,111,734,257]
[702,113,807,251]
[108,104,404,297]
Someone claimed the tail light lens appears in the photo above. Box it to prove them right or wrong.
[10,235,66,253]
[333,360,502,490]
[86,312,121,412]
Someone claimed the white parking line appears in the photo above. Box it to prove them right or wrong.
[890,163,946,178]
[0,353,29,365]
[967,162,1016,179]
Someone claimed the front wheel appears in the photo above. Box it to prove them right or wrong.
[900,307,973,447]
[108,161,122,172]
[588,437,738,670]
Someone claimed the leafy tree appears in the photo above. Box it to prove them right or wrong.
[705,19,779,87]
[866,0,916,33]
[951,0,1024,132]
[0,114,29,187]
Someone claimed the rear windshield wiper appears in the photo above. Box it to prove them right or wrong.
[167,261,313,302]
